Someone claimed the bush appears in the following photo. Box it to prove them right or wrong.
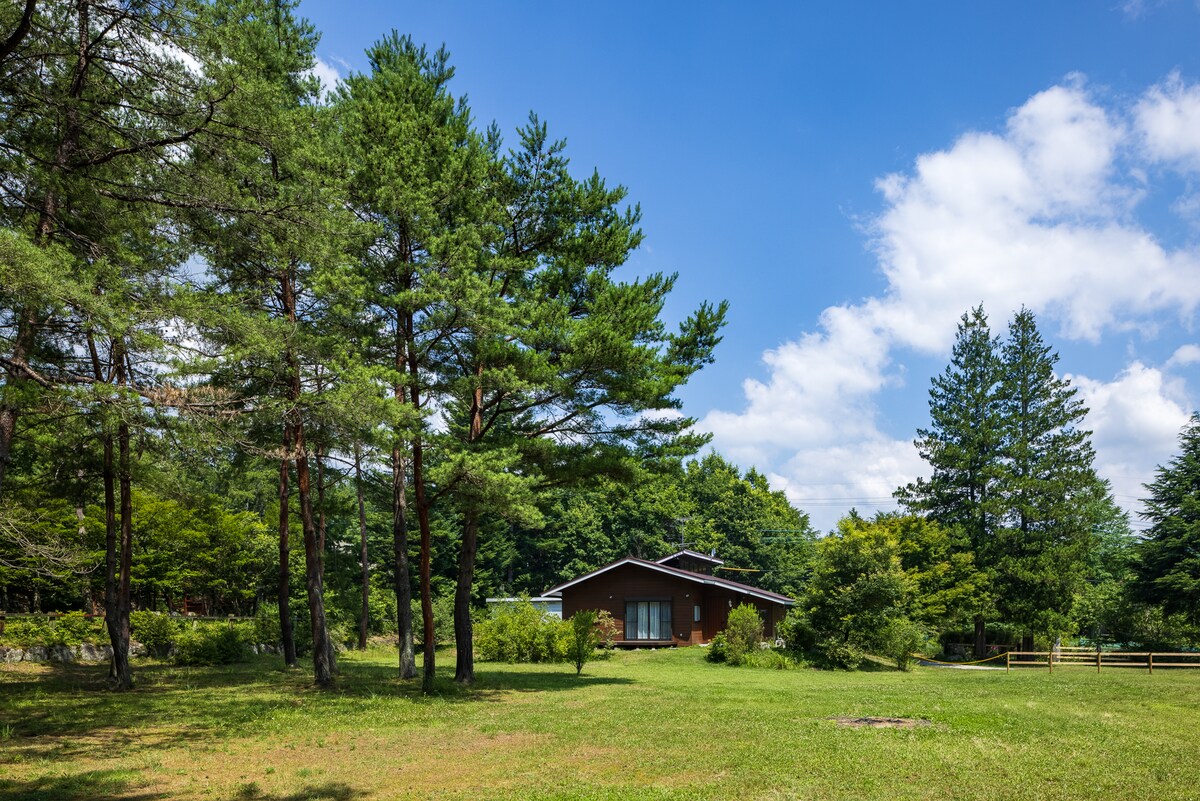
[722,604,765,666]
[130,611,179,657]
[815,637,865,670]
[567,610,601,675]
[777,609,818,652]
[705,632,729,663]
[475,599,568,663]
[173,622,247,666]
[53,612,101,645]
[742,648,794,670]
[0,614,105,648]
[0,618,52,647]
[253,604,282,648]
[875,618,933,671]
[595,609,620,650]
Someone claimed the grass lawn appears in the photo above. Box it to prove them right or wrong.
[2,646,1199,801]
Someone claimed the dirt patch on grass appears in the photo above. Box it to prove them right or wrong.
[829,716,931,729]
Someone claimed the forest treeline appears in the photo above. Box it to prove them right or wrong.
[2,2,1197,691]
[0,0,728,690]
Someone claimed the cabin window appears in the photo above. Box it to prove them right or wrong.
[624,600,672,640]
[693,603,701,623]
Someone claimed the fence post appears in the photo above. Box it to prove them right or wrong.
[1149,653,1154,675]
[1097,647,1101,674]
[1006,651,1010,674]
[1048,651,1053,674]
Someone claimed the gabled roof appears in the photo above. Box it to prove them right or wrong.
[543,557,795,606]
[656,549,724,566]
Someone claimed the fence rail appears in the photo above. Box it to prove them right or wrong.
[1003,650,1200,673]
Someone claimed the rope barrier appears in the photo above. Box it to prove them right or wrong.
[913,651,1010,667]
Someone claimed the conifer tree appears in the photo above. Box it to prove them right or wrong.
[992,307,1097,635]
[896,305,1003,552]
[1132,414,1200,625]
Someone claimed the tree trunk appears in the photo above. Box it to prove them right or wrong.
[313,444,337,673]
[454,509,480,684]
[278,426,297,667]
[453,368,485,684]
[974,615,986,659]
[281,264,333,687]
[355,447,370,651]
[391,444,416,678]
[294,419,333,686]
[0,307,38,503]
[110,414,134,690]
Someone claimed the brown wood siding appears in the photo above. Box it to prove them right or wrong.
[560,563,788,645]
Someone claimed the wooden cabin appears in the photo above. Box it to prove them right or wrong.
[543,550,795,647]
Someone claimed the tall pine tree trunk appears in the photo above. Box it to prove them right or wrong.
[314,445,336,673]
[355,447,370,651]
[403,316,436,693]
[0,309,34,503]
[454,371,485,684]
[110,416,133,690]
[281,264,333,687]
[391,443,416,678]
[103,339,133,691]
[278,427,297,667]
[454,510,480,684]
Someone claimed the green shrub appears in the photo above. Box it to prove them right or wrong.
[53,612,101,645]
[130,611,179,657]
[815,637,865,670]
[173,623,247,666]
[0,618,51,647]
[595,609,620,650]
[253,604,282,647]
[706,632,729,663]
[475,599,568,663]
[0,614,106,647]
[742,648,794,670]
[722,603,765,666]
[567,610,600,675]
[777,609,818,652]
[875,618,934,671]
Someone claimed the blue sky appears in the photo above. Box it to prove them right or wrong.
[301,1,1200,531]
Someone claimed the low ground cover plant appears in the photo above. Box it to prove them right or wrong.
[0,612,106,648]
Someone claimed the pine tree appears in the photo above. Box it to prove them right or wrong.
[992,307,1097,635]
[1133,414,1200,625]
[896,305,1003,554]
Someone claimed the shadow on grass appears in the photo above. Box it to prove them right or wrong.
[0,769,166,801]
[330,655,634,702]
[0,654,634,751]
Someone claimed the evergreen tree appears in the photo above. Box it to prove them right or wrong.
[992,307,1098,635]
[1133,414,1200,625]
[896,305,1003,553]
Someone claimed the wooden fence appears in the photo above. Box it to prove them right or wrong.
[1004,647,1200,673]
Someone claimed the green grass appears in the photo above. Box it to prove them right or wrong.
[2,647,1199,800]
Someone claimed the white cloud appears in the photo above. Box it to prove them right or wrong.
[1070,362,1193,525]
[309,56,342,99]
[1136,72,1200,170]
[1166,343,1200,367]
[702,76,1200,531]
